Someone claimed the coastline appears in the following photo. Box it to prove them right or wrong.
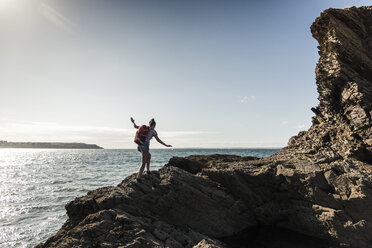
[0,141,103,149]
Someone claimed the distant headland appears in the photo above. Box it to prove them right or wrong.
[0,140,103,149]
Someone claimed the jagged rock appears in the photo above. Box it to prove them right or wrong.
[287,6,372,165]
[37,6,372,248]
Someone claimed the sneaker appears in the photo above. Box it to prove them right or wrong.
[135,178,143,183]
[146,171,152,175]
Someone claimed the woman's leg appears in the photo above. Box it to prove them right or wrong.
[137,151,147,179]
[146,152,151,172]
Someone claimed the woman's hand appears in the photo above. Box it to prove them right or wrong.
[130,117,139,129]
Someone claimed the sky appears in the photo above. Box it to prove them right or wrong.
[0,0,370,148]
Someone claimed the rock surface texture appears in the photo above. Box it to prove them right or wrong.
[37,7,372,248]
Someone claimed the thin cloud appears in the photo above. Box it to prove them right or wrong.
[0,122,209,142]
[161,130,210,138]
[295,124,306,130]
[0,122,131,142]
[0,122,129,134]
[39,2,74,33]
[238,95,256,104]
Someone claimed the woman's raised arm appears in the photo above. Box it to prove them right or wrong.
[130,117,139,129]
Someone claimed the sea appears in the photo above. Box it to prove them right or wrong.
[0,148,280,248]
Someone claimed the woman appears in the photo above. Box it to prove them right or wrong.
[131,117,172,182]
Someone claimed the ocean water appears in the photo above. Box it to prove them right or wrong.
[0,148,280,248]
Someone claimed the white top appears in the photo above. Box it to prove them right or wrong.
[146,129,157,143]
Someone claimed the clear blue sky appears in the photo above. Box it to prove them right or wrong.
[0,0,370,148]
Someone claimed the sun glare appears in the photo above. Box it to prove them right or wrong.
[0,0,22,13]
[0,0,13,7]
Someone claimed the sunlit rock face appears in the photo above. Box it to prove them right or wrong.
[37,7,372,248]
[287,7,372,165]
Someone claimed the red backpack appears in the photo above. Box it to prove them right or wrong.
[134,125,149,145]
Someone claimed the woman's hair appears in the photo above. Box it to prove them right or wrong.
[149,118,156,127]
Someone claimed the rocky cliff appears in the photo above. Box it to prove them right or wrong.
[287,7,372,165]
[37,7,372,248]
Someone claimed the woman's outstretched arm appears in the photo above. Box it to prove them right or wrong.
[130,117,139,129]
[155,135,172,147]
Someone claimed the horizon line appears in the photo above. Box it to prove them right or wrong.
[102,147,284,150]
[0,147,284,150]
